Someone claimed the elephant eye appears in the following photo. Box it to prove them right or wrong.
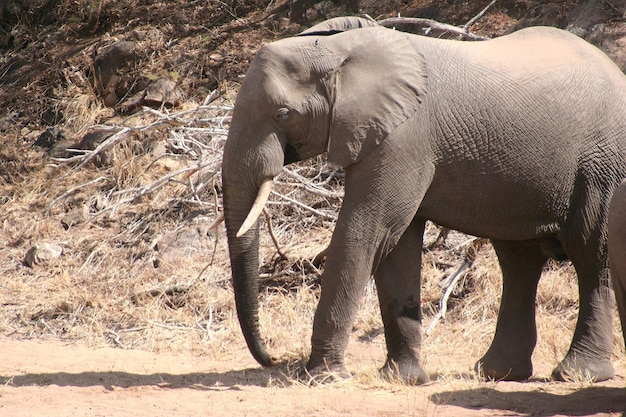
[274,107,290,123]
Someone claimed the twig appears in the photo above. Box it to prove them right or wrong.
[603,0,624,16]
[195,305,214,335]
[202,89,221,105]
[280,167,344,199]
[196,262,212,282]
[95,162,213,217]
[146,320,197,331]
[110,163,211,198]
[46,176,110,215]
[463,0,498,32]
[425,262,470,336]
[55,126,131,169]
[265,208,287,259]
[39,318,57,336]
[209,187,221,267]
[105,329,124,347]
[270,190,337,221]
[213,0,245,23]
[425,237,487,336]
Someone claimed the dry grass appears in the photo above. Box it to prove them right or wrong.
[1,94,624,386]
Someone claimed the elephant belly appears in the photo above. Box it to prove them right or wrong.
[417,176,568,241]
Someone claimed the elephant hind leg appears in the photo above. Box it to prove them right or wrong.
[551,249,615,382]
[476,240,548,381]
[375,219,430,385]
[552,170,617,382]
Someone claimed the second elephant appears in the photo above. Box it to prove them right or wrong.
[609,181,626,359]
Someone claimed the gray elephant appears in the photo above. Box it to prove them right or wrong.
[221,17,626,384]
[609,181,626,355]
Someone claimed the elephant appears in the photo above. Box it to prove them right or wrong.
[220,16,626,384]
[609,181,626,355]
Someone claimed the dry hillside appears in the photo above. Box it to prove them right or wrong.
[1,1,626,416]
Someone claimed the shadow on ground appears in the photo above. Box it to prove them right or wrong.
[0,365,295,390]
[430,386,626,416]
[4,364,625,416]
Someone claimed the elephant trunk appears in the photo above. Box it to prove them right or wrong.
[222,130,283,367]
[223,190,278,367]
[229,226,277,366]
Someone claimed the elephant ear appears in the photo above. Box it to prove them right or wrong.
[323,27,427,168]
[298,16,378,36]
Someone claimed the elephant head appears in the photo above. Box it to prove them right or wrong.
[222,26,427,366]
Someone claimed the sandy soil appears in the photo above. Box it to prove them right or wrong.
[1,336,624,417]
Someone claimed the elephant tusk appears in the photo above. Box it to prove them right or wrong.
[208,213,224,230]
[236,178,273,238]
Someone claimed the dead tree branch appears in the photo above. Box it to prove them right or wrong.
[377,17,489,41]
[463,0,498,31]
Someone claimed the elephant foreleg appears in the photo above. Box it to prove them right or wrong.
[305,145,435,382]
[305,203,423,381]
[476,240,547,380]
[375,218,429,384]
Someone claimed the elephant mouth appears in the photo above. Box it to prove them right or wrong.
[284,143,301,165]
[234,142,301,238]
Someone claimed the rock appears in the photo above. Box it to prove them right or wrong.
[92,40,137,107]
[279,17,291,31]
[131,30,148,41]
[586,25,626,73]
[33,126,65,150]
[208,53,224,67]
[24,243,63,267]
[61,206,90,229]
[0,111,18,132]
[120,77,183,112]
[77,129,110,150]
[143,77,183,108]
[148,224,214,270]
[558,0,626,72]
[72,129,113,166]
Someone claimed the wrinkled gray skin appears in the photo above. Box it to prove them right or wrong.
[222,16,626,384]
[609,181,626,356]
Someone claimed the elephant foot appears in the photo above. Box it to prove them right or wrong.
[552,355,614,382]
[475,353,533,381]
[380,357,430,385]
[302,358,351,385]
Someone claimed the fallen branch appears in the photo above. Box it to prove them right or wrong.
[377,17,489,41]
[425,237,488,336]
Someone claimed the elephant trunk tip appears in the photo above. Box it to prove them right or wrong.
[248,341,279,367]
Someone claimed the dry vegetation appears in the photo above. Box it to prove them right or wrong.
[1,0,625,400]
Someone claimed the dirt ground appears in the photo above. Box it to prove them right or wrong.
[1,336,625,417]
